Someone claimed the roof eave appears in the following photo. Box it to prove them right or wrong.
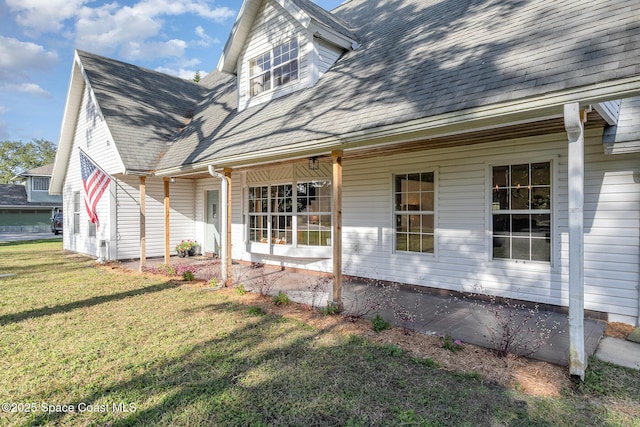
[217,0,262,74]
[50,52,85,195]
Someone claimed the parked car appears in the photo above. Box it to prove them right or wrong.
[51,212,63,235]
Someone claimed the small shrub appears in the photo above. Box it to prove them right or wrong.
[251,270,282,296]
[174,264,195,278]
[392,297,422,335]
[322,301,341,316]
[439,334,463,352]
[273,291,291,305]
[469,291,559,358]
[304,275,330,310]
[182,270,195,281]
[151,263,176,276]
[247,306,265,316]
[382,343,403,357]
[344,278,397,321]
[372,313,391,333]
[235,284,247,295]
[209,277,218,287]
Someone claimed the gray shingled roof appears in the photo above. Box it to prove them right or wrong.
[21,163,54,177]
[293,0,358,42]
[0,185,28,206]
[0,184,57,207]
[77,51,210,172]
[157,0,640,171]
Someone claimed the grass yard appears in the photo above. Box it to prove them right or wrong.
[0,240,639,426]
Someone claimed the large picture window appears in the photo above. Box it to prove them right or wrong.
[492,162,551,262]
[247,180,331,248]
[249,38,299,96]
[394,172,435,253]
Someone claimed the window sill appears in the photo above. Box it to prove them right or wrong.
[489,258,554,271]
[247,242,331,259]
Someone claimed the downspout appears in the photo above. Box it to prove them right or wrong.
[208,165,229,284]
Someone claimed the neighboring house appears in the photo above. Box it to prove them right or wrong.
[51,0,640,376]
[0,164,62,232]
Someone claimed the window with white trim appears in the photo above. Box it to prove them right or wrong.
[247,180,331,247]
[249,38,299,97]
[32,177,50,191]
[394,172,435,253]
[73,191,80,234]
[297,181,331,246]
[492,162,551,261]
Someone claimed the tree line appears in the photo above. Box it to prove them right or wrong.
[0,139,56,184]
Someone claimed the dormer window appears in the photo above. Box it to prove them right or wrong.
[249,38,299,96]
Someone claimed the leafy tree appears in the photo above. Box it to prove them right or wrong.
[0,139,57,184]
[193,70,201,83]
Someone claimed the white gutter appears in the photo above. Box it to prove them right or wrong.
[208,165,229,283]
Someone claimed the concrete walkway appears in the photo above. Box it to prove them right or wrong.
[125,256,640,369]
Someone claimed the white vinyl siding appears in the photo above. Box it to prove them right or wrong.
[335,129,639,324]
[63,85,116,258]
[200,129,638,323]
[115,176,196,260]
[583,136,640,323]
[316,38,343,76]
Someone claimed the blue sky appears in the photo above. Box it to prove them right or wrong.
[0,0,345,144]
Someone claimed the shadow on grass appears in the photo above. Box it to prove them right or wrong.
[20,301,606,427]
[0,281,181,326]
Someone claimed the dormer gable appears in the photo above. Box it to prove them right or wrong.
[218,0,359,112]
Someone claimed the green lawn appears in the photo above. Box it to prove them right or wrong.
[0,240,638,426]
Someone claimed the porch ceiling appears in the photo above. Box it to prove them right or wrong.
[343,111,607,160]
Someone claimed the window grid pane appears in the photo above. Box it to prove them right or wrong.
[32,177,50,191]
[297,181,331,247]
[492,163,551,261]
[249,38,299,97]
[394,172,435,254]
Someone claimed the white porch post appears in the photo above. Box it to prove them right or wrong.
[208,166,232,285]
[332,150,343,309]
[163,177,170,265]
[139,176,146,271]
[564,102,586,379]
[224,168,232,286]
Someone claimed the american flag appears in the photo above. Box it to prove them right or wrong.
[79,152,110,225]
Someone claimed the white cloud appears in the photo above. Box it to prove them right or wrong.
[119,39,188,61]
[0,106,8,139]
[6,0,89,34]
[4,83,51,97]
[156,66,208,81]
[0,37,58,74]
[8,0,235,60]
[194,25,221,47]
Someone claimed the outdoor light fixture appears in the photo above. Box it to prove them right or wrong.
[308,156,319,170]
[170,176,176,183]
